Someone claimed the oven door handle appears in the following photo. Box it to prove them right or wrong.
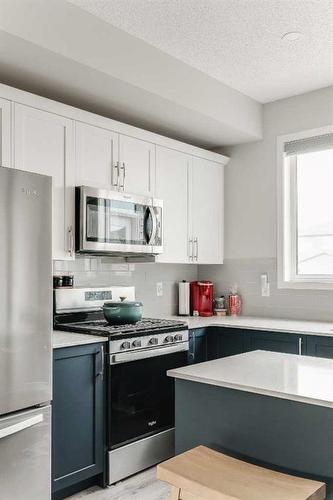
[109,341,189,365]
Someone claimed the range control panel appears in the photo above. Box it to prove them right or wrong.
[109,330,189,354]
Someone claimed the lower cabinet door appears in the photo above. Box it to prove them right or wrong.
[207,328,245,360]
[245,331,303,355]
[52,344,105,496]
[306,336,333,359]
[188,329,207,364]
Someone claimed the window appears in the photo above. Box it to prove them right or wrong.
[277,127,333,289]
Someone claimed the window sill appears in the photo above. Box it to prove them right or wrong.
[278,278,333,291]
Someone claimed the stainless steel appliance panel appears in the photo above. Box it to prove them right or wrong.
[76,186,163,255]
[0,405,51,499]
[0,167,52,415]
[109,428,174,485]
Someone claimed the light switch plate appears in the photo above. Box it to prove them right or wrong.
[156,282,163,297]
[261,273,270,297]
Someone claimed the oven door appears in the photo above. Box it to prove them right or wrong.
[109,343,188,449]
[77,186,162,254]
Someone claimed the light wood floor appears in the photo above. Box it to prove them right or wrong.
[68,467,170,500]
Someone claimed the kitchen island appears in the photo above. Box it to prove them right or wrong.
[168,350,333,498]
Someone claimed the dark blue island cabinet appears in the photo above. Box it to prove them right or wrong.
[52,343,106,500]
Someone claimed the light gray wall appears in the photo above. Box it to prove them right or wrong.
[201,86,333,321]
[54,258,198,317]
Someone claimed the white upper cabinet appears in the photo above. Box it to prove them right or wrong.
[75,121,119,189]
[190,157,224,264]
[155,148,224,264]
[118,134,155,197]
[0,83,228,264]
[155,146,190,263]
[0,98,11,168]
[14,104,75,260]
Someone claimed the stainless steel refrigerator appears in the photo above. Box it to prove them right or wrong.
[0,166,52,499]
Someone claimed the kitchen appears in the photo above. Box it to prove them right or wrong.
[0,1,333,499]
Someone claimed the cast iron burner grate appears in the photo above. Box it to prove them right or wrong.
[59,317,187,336]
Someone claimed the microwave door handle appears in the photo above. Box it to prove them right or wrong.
[147,206,157,245]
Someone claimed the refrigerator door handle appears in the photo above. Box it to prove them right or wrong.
[0,413,44,439]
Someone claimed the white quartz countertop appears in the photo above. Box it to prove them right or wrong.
[168,350,333,408]
[164,315,333,337]
[53,331,108,349]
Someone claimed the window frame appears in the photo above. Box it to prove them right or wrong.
[277,125,333,290]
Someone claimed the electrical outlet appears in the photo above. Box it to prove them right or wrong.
[261,273,270,297]
[156,282,163,297]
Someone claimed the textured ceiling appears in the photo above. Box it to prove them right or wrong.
[68,0,333,103]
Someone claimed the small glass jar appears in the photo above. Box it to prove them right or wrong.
[53,276,63,288]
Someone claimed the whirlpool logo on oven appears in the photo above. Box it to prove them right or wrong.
[148,420,157,427]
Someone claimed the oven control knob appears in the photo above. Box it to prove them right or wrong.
[132,339,142,348]
[174,334,183,341]
[121,341,131,350]
[164,335,174,343]
[149,338,158,345]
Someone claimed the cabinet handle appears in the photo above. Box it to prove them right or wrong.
[96,346,104,377]
[188,238,193,261]
[68,225,74,257]
[112,162,119,187]
[298,337,303,355]
[119,162,125,190]
[192,334,196,362]
[148,150,151,193]
[194,236,199,261]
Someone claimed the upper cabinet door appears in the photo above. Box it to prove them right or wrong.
[14,104,75,260]
[155,146,190,263]
[0,98,11,168]
[190,157,224,264]
[75,122,119,189]
[119,134,155,196]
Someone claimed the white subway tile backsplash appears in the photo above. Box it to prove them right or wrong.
[53,258,198,317]
[54,256,333,321]
[199,258,333,322]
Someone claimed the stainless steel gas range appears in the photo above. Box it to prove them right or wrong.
[54,287,189,484]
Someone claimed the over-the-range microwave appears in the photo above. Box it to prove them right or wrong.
[76,186,163,256]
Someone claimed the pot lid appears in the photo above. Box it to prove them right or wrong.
[103,301,143,307]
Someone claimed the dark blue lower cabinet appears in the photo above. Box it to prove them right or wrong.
[207,328,245,360]
[244,330,304,355]
[188,328,207,364]
[199,325,332,363]
[306,335,333,359]
[52,343,106,499]
[206,327,308,359]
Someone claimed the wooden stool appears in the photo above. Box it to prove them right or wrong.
[157,446,326,500]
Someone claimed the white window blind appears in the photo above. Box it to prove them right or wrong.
[284,133,333,156]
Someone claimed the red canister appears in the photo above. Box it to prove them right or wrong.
[228,293,242,316]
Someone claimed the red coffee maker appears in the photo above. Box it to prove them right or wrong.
[190,281,213,317]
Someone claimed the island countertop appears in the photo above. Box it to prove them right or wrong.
[168,350,333,408]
